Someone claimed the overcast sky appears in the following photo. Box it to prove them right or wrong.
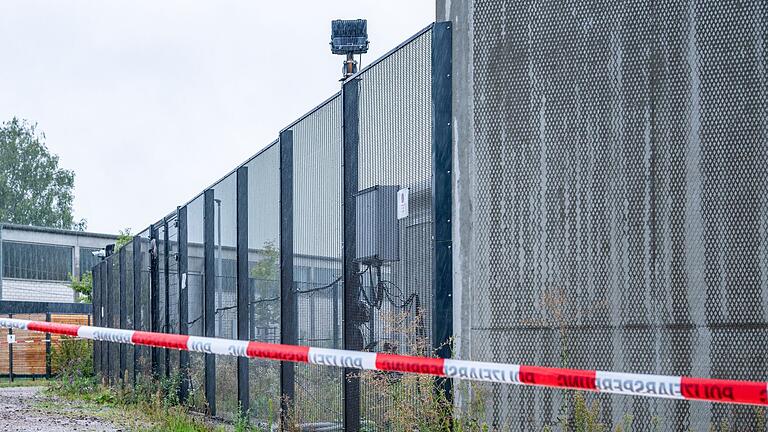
[0,1,434,234]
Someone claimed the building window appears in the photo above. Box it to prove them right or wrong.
[2,241,73,281]
[79,247,102,277]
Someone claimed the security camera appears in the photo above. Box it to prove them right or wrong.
[92,249,106,258]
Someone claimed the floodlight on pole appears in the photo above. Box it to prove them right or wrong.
[330,19,369,80]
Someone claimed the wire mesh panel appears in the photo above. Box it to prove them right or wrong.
[289,95,344,426]
[354,27,435,429]
[136,229,151,383]
[109,254,120,384]
[211,173,239,419]
[167,215,180,379]
[156,222,168,379]
[245,144,281,425]
[466,1,768,430]
[92,261,101,378]
[99,260,109,380]
[123,242,134,386]
[186,195,208,411]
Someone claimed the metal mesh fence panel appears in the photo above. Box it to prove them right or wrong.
[186,195,208,411]
[212,173,239,419]
[123,242,134,386]
[290,95,344,426]
[245,143,281,425]
[156,222,167,379]
[354,27,435,429]
[136,229,151,382]
[109,254,120,384]
[466,1,768,430]
[99,260,109,379]
[167,215,180,379]
[92,261,101,377]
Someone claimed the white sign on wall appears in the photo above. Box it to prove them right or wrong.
[7,334,15,344]
[397,188,409,220]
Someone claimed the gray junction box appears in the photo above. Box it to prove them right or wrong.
[355,185,400,265]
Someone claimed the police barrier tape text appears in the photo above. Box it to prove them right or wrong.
[1,318,766,407]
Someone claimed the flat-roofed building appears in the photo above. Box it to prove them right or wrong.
[0,223,117,303]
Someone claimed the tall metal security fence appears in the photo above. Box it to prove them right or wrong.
[92,22,452,430]
[451,0,768,430]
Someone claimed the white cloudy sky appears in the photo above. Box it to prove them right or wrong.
[0,0,434,234]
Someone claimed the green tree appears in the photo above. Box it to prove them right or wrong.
[0,117,85,229]
[249,240,280,329]
[70,271,93,303]
[115,228,132,251]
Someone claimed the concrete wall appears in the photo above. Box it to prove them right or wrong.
[438,1,768,430]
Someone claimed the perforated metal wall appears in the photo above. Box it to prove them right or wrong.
[465,1,768,430]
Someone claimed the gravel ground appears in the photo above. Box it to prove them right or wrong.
[0,386,121,432]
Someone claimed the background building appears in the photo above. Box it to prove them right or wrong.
[0,223,117,303]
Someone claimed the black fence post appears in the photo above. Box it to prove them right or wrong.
[150,224,160,378]
[163,218,171,378]
[431,21,454,400]
[132,235,142,385]
[342,76,361,432]
[178,206,190,403]
[45,312,51,379]
[279,129,296,427]
[236,165,250,414]
[119,246,128,383]
[203,189,216,416]
[7,314,13,383]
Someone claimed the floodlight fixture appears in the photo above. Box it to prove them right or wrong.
[330,19,369,79]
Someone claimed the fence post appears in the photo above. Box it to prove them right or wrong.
[7,314,13,383]
[45,312,52,379]
[150,224,160,378]
[236,165,250,414]
[279,129,296,428]
[342,76,361,432]
[163,218,171,378]
[178,206,190,402]
[204,189,217,416]
[431,21,454,400]
[119,246,127,384]
[132,235,142,385]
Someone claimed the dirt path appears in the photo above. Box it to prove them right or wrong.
[0,386,121,431]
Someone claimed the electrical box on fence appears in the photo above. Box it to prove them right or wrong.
[355,185,400,265]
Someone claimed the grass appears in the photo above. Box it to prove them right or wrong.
[45,374,225,432]
[0,377,49,388]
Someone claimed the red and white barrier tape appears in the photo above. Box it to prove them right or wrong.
[2,317,766,407]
